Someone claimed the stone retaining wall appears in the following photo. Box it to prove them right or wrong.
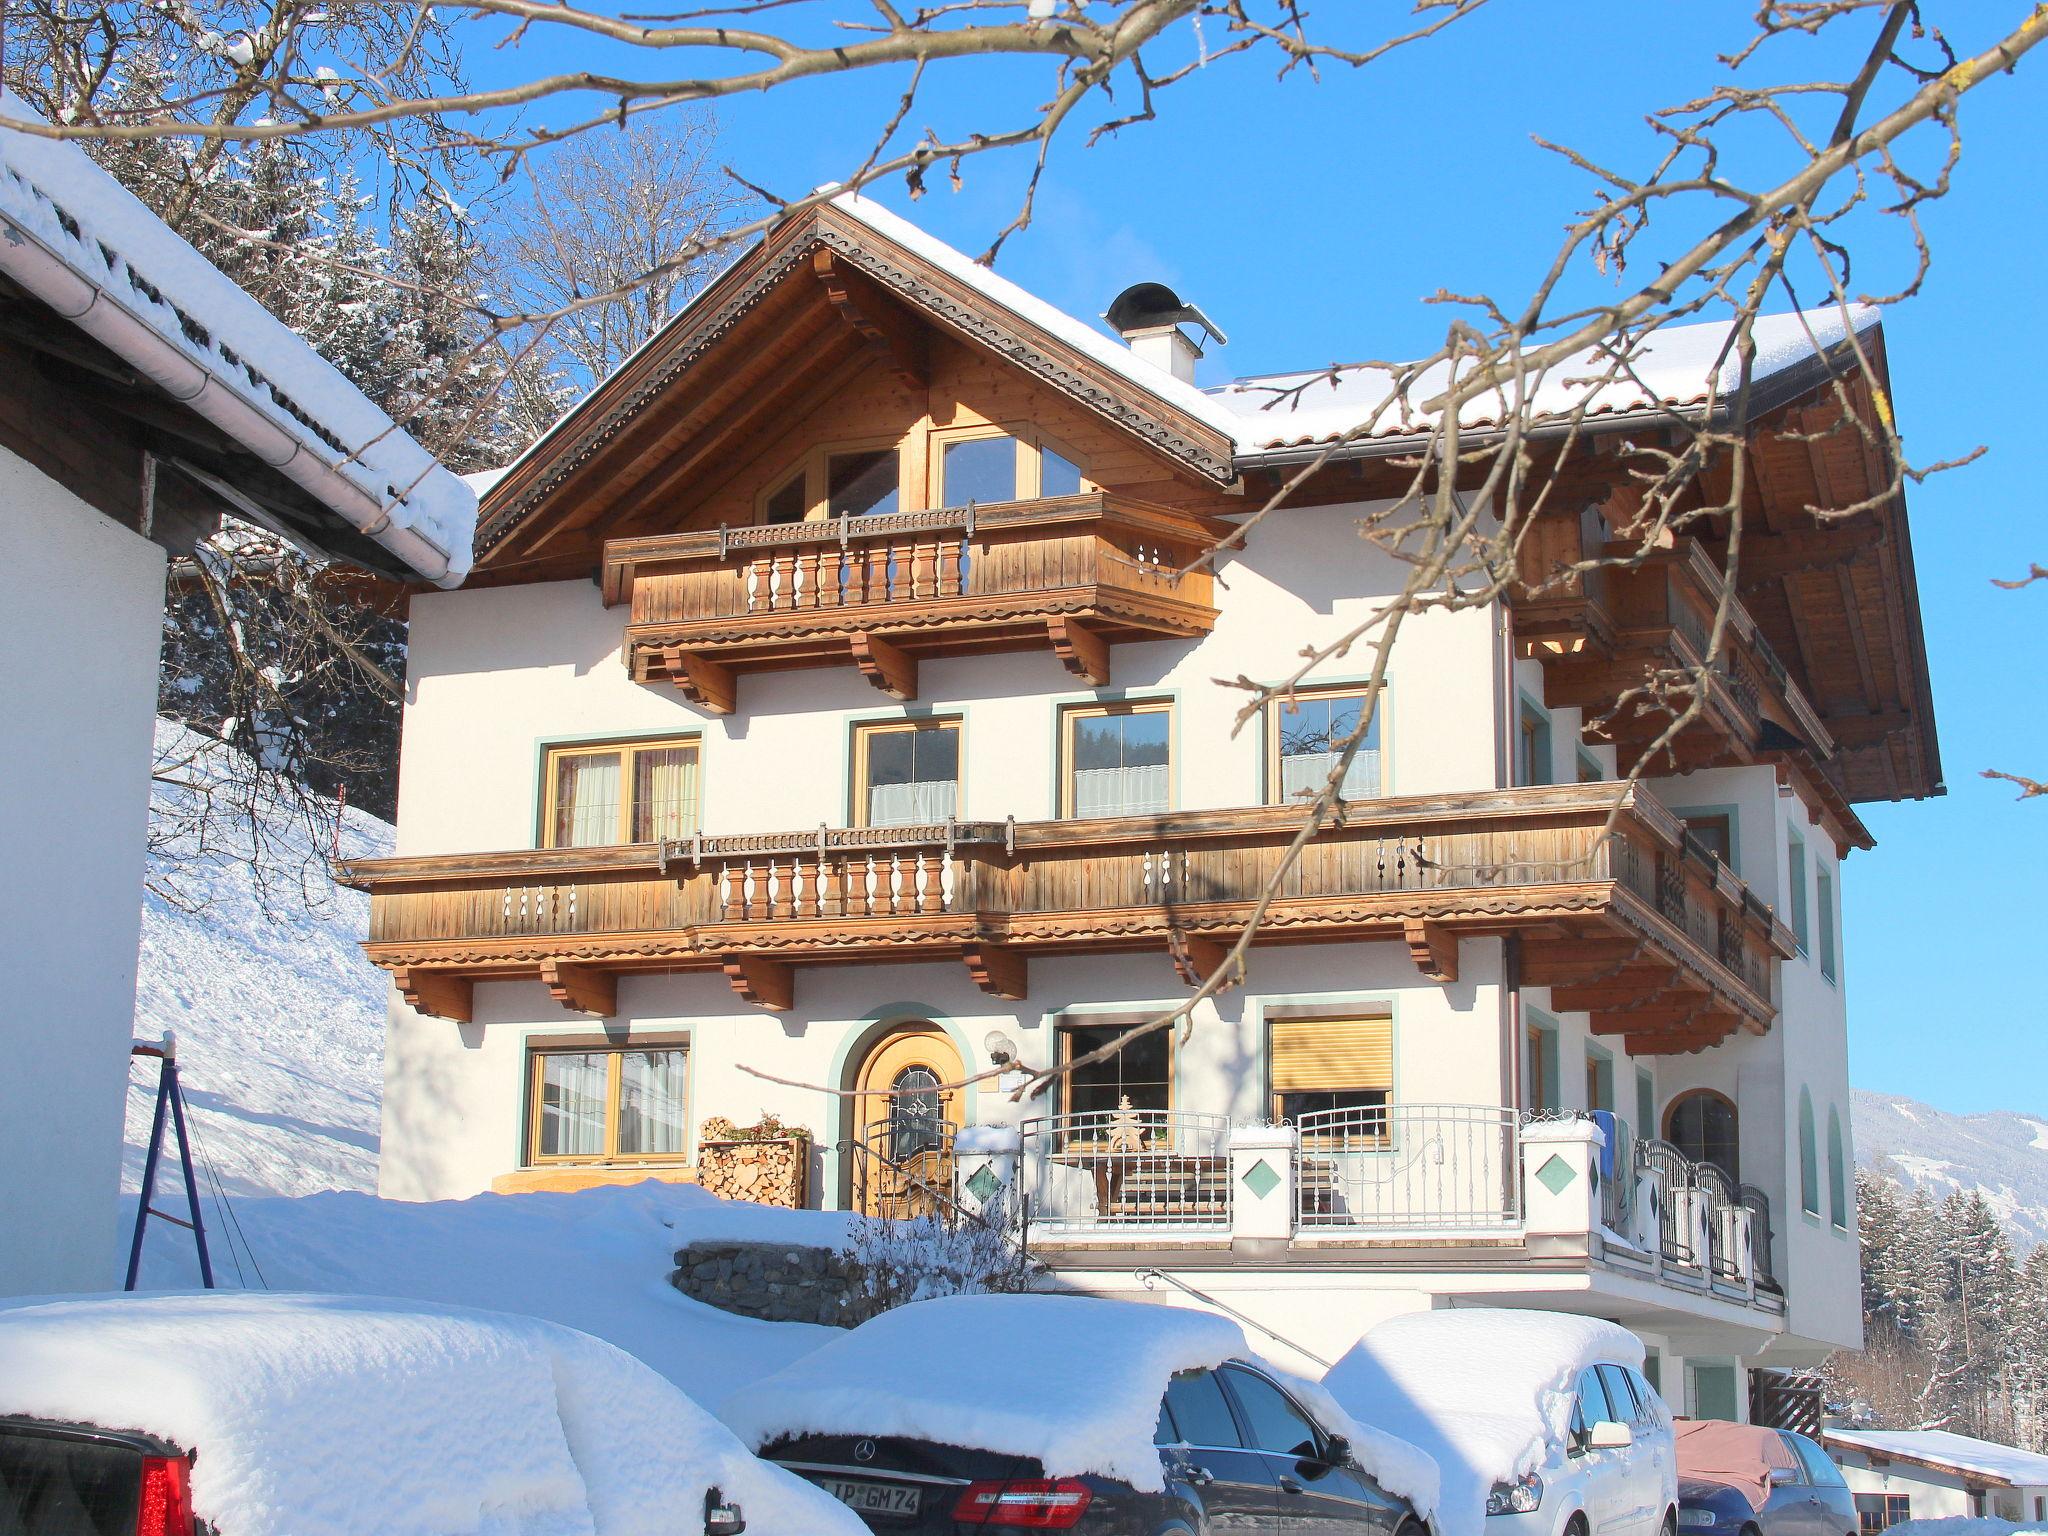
[670,1239,859,1326]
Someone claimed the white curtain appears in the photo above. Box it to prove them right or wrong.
[554,754,621,848]
[540,1053,607,1157]
[1281,748,1381,802]
[868,778,957,827]
[618,1049,689,1157]
[1072,764,1169,818]
[633,747,700,841]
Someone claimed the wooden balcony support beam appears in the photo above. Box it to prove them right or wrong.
[1047,616,1110,687]
[963,942,1028,1001]
[1550,968,1704,1014]
[1590,1000,1717,1035]
[1518,939,1651,987]
[851,631,918,701]
[1625,1013,1743,1056]
[1404,918,1459,984]
[393,966,473,1024]
[722,955,794,1012]
[539,959,617,1018]
[812,250,927,390]
[665,647,736,715]
[1170,931,1232,988]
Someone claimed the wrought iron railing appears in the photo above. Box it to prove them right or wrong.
[1740,1183,1778,1289]
[1295,1105,1521,1230]
[847,1115,961,1224]
[1637,1137,1696,1263]
[1018,1110,1232,1231]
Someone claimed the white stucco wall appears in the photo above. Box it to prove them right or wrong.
[0,448,164,1296]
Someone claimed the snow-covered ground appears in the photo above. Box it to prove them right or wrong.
[125,720,391,1212]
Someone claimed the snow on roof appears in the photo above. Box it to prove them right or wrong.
[0,1292,864,1536]
[0,97,475,584]
[722,1293,1248,1491]
[1825,1429,2048,1489]
[461,466,510,497]
[1323,1308,1645,1535]
[1209,306,1879,454]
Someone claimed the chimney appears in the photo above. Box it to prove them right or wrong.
[1103,282,1226,386]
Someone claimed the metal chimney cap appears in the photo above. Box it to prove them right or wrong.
[1103,282,1228,347]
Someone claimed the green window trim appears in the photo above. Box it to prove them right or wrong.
[1798,1087,1821,1217]
[1817,869,1838,984]
[1827,1105,1849,1229]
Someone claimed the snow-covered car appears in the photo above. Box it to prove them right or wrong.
[1674,1421,1857,1536]
[721,1293,1441,1535]
[1324,1308,1677,1536]
[0,1291,867,1536]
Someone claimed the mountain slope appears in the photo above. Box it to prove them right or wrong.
[1853,1088,2048,1250]
[123,720,391,1210]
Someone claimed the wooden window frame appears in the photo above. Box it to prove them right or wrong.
[540,735,701,849]
[1526,1015,1560,1113]
[1264,684,1388,805]
[1056,1017,1175,1129]
[1517,697,1554,787]
[1266,1013,1395,1141]
[927,422,1095,509]
[751,434,908,524]
[849,716,963,829]
[524,1038,692,1168]
[1058,698,1174,820]
[1665,1087,1740,1182]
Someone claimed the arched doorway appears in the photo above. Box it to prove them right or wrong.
[851,1024,964,1218]
[1665,1089,1739,1183]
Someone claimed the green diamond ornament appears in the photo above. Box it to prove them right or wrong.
[965,1164,1002,1203]
[1536,1154,1578,1196]
[1240,1157,1281,1200]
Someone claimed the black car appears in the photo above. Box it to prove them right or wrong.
[0,1415,205,1536]
[767,1358,1422,1534]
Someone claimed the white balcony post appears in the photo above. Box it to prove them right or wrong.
[1523,1118,1603,1257]
[1634,1160,1670,1271]
[953,1123,1022,1226]
[1230,1124,1298,1247]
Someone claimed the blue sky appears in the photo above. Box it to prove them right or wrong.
[473,4,2044,1114]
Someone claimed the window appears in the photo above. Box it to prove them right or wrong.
[1799,1087,1820,1216]
[1787,829,1810,954]
[1062,701,1170,818]
[828,447,900,518]
[1585,1047,1614,1113]
[1571,1367,1616,1444]
[940,434,1018,504]
[544,739,700,848]
[527,1044,689,1165]
[1269,1015,1392,1129]
[1636,1070,1655,1145]
[1667,1089,1740,1183]
[1818,869,1838,983]
[1162,1370,1241,1449]
[1577,748,1606,784]
[1828,1106,1849,1228]
[888,1065,947,1160]
[1222,1368,1321,1461]
[1597,1365,1649,1427]
[852,719,959,827]
[1517,700,1553,786]
[1527,1018,1560,1112]
[1684,813,1734,868]
[1270,689,1381,803]
[763,470,807,525]
[1786,1434,1845,1488]
[931,427,1089,507]
[1857,1494,1912,1534]
[1061,1021,1169,1121]
[1626,1367,1669,1428]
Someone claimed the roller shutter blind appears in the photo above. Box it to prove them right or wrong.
[1269,1016,1393,1093]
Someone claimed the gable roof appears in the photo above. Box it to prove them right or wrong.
[0,94,474,585]
[1824,1428,2048,1489]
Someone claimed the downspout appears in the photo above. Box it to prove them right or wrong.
[1497,590,1523,1114]
[0,212,460,587]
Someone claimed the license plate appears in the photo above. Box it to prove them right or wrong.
[820,1477,921,1518]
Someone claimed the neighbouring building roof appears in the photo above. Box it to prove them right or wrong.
[1824,1429,2048,1489]
[0,94,475,585]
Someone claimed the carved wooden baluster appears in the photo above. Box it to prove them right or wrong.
[744,558,762,613]
[774,856,795,918]
[920,849,945,911]
[739,860,757,920]
[817,547,842,609]
[821,853,845,917]
[911,536,937,599]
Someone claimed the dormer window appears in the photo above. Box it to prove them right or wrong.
[828,448,899,518]
[932,426,1090,508]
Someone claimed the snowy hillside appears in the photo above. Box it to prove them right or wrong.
[1854,1089,2048,1251]
[124,720,391,1208]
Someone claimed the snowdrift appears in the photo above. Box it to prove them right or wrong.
[0,1292,862,1536]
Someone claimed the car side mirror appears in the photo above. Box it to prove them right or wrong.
[1323,1434,1353,1466]
[705,1487,746,1536]
[1769,1467,1799,1485]
[1588,1420,1634,1451]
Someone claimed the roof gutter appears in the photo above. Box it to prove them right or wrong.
[0,212,461,587]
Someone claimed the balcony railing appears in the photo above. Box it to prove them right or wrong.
[1294,1105,1521,1230]
[1018,1110,1233,1232]
[339,783,1788,1047]
[600,493,1226,708]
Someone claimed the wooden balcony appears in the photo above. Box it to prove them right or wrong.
[1518,537,1835,773]
[601,492,1227,712]
[338,784,1792,1054]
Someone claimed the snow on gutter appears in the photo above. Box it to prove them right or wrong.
[0,96,475,586]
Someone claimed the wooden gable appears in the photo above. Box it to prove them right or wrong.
[471,205,1238,583]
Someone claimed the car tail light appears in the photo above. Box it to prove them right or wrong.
[951,1477,1094,1528]
[136,1454,195,1536]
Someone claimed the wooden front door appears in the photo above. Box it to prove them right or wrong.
[852,1025,964,1218]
